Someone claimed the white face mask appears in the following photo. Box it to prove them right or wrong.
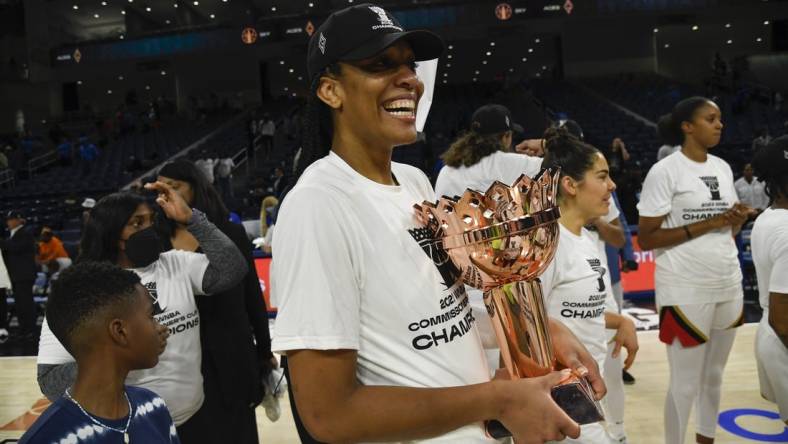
[414,58,438,133]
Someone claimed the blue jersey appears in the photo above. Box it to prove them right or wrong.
[20,386,180,444]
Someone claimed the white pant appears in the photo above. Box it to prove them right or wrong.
[661,300,741,444]
[756,314,788,422]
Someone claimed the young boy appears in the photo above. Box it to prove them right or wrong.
[21,261,178,443]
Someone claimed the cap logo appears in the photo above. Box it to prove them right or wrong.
[318,32,326,54]
[505,115,510,128]
[369,6,403,31]
[784,150,788,160]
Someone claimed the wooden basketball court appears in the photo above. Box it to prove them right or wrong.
[1,324,785,443]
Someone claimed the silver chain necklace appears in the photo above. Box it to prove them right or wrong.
[64,388,133,443]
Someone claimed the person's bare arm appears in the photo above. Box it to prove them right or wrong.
[605,312,639,369]
[769,293,788,349]
[591,217,625,249]
[287,349,580,444]
[637,203,750,251]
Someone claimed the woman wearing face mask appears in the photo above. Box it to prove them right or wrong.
[36,185,247,443]
[271,4,605,443]
[539,129,639,444]
[637,97,751,444]
[156,159,274,444]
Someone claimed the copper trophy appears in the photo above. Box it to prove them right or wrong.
[413,169,603,438]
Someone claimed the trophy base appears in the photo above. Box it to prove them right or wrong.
[484,375,604,439]
[551,375,605,425]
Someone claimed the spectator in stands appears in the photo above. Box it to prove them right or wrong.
[36,227,72,276]
[750,135,788,426]
[752,127,772,152]
[735,163,769,216]
[81,198,96,227]
[273,5,603,442]
[269,166,287,198]
[19,262,178,444]
[774,91,783,113]
[0,146,7,170]
[78,136,99,176]
[56,138,73,167]
[260,195,278,240]
[214,156,236,203]
[656,117,680,162]
[194,150,216,184]
[0,211,37,345]
[434,104,542,197]
[157,160,274,444]
[259,114,275,158]
[639,96,752,444]
[36,188,247,443]
[605,137,630,185]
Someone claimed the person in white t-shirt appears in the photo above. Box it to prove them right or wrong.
[36,188,247,442]
[637,97,753,444]
[433,104,543,371]
[434,104,543,198]
[539,129,639,444]
[734,163,769,214]
[271,4,605,444]
[750,136,788,424]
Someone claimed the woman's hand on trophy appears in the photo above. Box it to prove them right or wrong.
[611,315,639,370]
[548,318,607,401]
[493,369,581,443]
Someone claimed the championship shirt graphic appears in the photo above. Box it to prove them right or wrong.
[144,282,164,315]
[408,226,461,288]
[406,226,475,351]
[586,259,606,292]
[143,281,200,336]
[700,176,722,200]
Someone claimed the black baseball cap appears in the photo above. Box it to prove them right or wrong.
[5,210,24,220]
[470,104,523,135]
[307,3,445,82]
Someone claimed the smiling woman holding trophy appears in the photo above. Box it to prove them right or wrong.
[270,3,605,443]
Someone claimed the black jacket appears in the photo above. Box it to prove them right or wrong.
[197,221,274,408]
[0,225,37,282]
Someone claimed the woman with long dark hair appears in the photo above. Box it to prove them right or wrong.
[270,4,604,443]
[750,135,788,426]
[540,128,639,444]
[156,159,273,444]
[433,104,542,198]
[638,96,751,444]
[36,186,247,443]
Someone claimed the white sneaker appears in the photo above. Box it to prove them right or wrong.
[0,328,8,344]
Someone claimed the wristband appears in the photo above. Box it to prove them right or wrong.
[683,225,693,240]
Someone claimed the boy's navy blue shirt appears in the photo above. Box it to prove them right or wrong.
[20,386,180,443]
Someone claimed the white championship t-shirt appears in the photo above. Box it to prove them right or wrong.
[541,224,612,369]
[637,151,742,306]
[37,250,210,426]
[271,152,494,443]
[751,208,788,314]
[434,151,543,199]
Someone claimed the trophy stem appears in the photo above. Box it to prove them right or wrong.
[483,279,555,379]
